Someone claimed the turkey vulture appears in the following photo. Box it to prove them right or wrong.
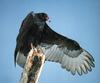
[14,11,95,75]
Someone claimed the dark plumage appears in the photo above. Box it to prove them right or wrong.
[14,11,95,75]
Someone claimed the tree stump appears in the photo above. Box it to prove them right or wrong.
[20,48,45,83]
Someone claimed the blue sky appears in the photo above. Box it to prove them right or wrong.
[0,0,100,83]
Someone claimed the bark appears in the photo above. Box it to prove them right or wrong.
[20,48,45,83]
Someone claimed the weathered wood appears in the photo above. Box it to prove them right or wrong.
[20,48,45,83]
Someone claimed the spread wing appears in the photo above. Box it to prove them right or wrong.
[40,23,95,75]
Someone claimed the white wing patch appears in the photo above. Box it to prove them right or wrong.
[41,44,95,75]
[41,45,63,63]
[16,52,26,68]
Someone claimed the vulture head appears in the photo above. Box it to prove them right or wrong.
[36,13,49,21]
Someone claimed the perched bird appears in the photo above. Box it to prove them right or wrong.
[15,11,95,75]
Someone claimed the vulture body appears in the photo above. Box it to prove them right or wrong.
[15,12,95,75]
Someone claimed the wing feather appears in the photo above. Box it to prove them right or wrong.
[41,44,95,75]
[42,23,81,51]
[41,24,95,75]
